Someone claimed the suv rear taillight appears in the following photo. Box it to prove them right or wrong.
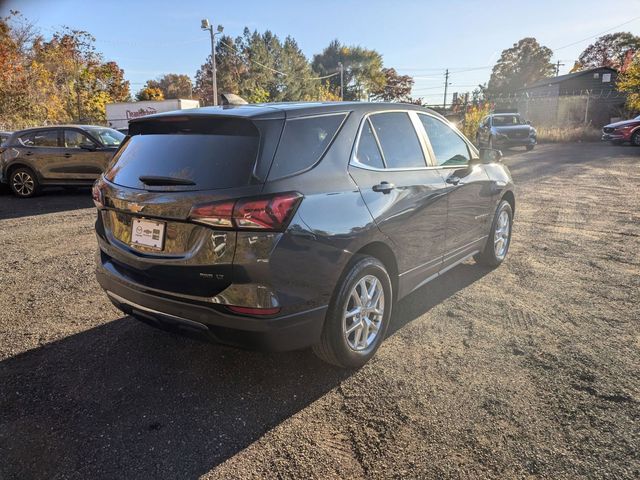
[189,192,302,232]
[92,182,105,209]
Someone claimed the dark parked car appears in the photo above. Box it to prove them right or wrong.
[93,102,515,368]
[476,113,536,150]
[601,115,640,145]
[0,131,12,146]
[0,125,125,198]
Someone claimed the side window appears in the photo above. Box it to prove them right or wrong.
[65,130,95,148]
[18,133,35,147]
[484,117,491,127]
[368,112,426,169]
[269,113,346,179]
[25,130,59,147]
[419,115,471,167]
[354,120,384,168]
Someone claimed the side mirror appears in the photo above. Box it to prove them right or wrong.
[479,147,503,163]
[526,120,531,125]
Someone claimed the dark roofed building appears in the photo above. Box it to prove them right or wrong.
[513,67,625,127]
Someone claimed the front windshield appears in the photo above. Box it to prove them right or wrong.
[86,127,125,146]
[636,115,640,121]
[492,115,523,126]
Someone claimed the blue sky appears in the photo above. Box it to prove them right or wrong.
[4,0,640,104]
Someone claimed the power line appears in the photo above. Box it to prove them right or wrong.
[553,15,640,51]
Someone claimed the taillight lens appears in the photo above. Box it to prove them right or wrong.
[92,182,104,209]
[189,201,234,228]
[189,192,302,232]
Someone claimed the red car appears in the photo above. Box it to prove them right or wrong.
[602,115,640,145]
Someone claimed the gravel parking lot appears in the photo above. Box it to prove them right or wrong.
[0,143,638,479]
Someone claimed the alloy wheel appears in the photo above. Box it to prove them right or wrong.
[494,210,510,259]
[343,274,385,351]
[12,171,35,197]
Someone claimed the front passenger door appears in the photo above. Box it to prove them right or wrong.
[63,129,104,180]
[418,114,494,266]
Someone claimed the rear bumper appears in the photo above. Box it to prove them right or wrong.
[96,263,327,351]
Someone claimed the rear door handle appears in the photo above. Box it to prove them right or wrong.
[372,181,395,194]
[25,151,33,156]
[446,176,461,186]
[64,153,73,158]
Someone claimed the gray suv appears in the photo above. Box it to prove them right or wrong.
[0,125,124,197]
[94,102,515,368]
[476,113,537,151]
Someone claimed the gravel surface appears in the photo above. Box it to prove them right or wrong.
[0,143,638,479]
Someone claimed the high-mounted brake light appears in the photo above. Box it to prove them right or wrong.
[189,192,302,232]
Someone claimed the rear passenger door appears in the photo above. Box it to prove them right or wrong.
[16,129,65,181]
[348,111,449,295]
[417,114,494,266]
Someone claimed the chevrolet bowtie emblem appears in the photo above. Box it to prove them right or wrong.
[128,203,145,213]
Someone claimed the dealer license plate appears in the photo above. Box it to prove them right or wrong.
[131,218,165,250]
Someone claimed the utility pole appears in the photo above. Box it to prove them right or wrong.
[555,60,565,76]
[443,69,449,110]
[201,19,224,106]
[338,62,344,101]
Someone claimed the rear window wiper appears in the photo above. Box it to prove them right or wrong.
[139,175,196,186]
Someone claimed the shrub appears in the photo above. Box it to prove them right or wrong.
[535,125,600,143]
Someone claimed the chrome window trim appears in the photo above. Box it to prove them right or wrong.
[350,109,433,172]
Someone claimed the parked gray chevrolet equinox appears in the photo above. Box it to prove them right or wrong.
[93,102,515,368]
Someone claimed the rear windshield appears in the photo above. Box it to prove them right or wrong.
[105,118,260,191]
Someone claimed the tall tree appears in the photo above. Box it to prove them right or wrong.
[370,68,414,102]
[312,40,385,100]
[575,32,640,71]
[144,73,192,99]
[486,37,554,97]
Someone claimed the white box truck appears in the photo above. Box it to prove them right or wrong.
[106,99,200,132]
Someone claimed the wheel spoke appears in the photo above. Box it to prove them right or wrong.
[345,307,360,318]
[346,320,361,335]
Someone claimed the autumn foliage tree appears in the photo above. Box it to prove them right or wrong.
[617,52,640,113]
[575,32,640,71]
[371,68,414,102]
[0,11,130,129]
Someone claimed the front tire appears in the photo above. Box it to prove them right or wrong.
[313,256,392,368]
[474,200,513,267]
[526,144,534,151]
[631,131,640,146]
[9,167,39,198]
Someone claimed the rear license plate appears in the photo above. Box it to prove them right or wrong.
[131,218,165,250]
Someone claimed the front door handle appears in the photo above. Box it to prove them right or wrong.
[372,181,395,194]
[446,176,461,185]
[64,153,73,158]
[25,151,33,156]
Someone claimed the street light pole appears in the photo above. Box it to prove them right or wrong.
[201,19,224,106]
[338,62,344,101]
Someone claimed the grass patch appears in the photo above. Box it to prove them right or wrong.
[536,125,601,143]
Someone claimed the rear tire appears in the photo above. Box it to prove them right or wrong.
[474,200,513,267]
[313,256,392,368]
[631,131,640,146]
[526,144,534,151]
[9,167,39,198]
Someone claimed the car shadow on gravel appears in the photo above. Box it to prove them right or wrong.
[0,262,491,479]
[0,188,93,220]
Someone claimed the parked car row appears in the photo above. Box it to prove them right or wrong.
[0,125,124,197]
